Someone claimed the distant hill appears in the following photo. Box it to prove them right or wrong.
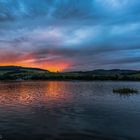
[0,66,139,81]
[71,69,139,75]
[0,66,49,73]
[0,66,49,80]
[65,69,140,81]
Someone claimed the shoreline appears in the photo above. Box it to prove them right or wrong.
[0,79,140,82]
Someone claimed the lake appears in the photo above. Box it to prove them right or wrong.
[0,81,140,140]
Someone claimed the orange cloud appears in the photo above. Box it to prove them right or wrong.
[0,49,73,72]
[0,59,72,72]
[32,60,72,72]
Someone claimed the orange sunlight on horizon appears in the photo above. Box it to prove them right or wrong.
[0,61,72,72]
[0,50,73,72]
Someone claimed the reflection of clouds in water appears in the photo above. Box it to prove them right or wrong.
[0,82,72,107]
[44,82,70,101]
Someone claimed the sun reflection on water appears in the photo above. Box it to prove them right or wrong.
[0,81,72,107]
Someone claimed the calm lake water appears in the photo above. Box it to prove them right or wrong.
[0,81,140,140]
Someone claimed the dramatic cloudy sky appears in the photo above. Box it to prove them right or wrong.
[0,0,140,71]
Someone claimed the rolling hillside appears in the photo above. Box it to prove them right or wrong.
[0,66,140,81]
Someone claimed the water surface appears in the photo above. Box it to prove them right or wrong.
[0,81,140,140]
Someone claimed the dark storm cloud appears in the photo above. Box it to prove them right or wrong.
[0,0,140,70]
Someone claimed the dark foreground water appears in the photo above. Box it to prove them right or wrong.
[0,81,140,140]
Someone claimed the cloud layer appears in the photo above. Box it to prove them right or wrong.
[0,0,140,71]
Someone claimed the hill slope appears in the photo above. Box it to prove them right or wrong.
[0,66,49,72]
[0,66,49,80]
[0,66,140,81]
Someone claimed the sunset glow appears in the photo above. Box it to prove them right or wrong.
[0,51,72,72]
[0,62,71,72]
[0,0,140,71]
